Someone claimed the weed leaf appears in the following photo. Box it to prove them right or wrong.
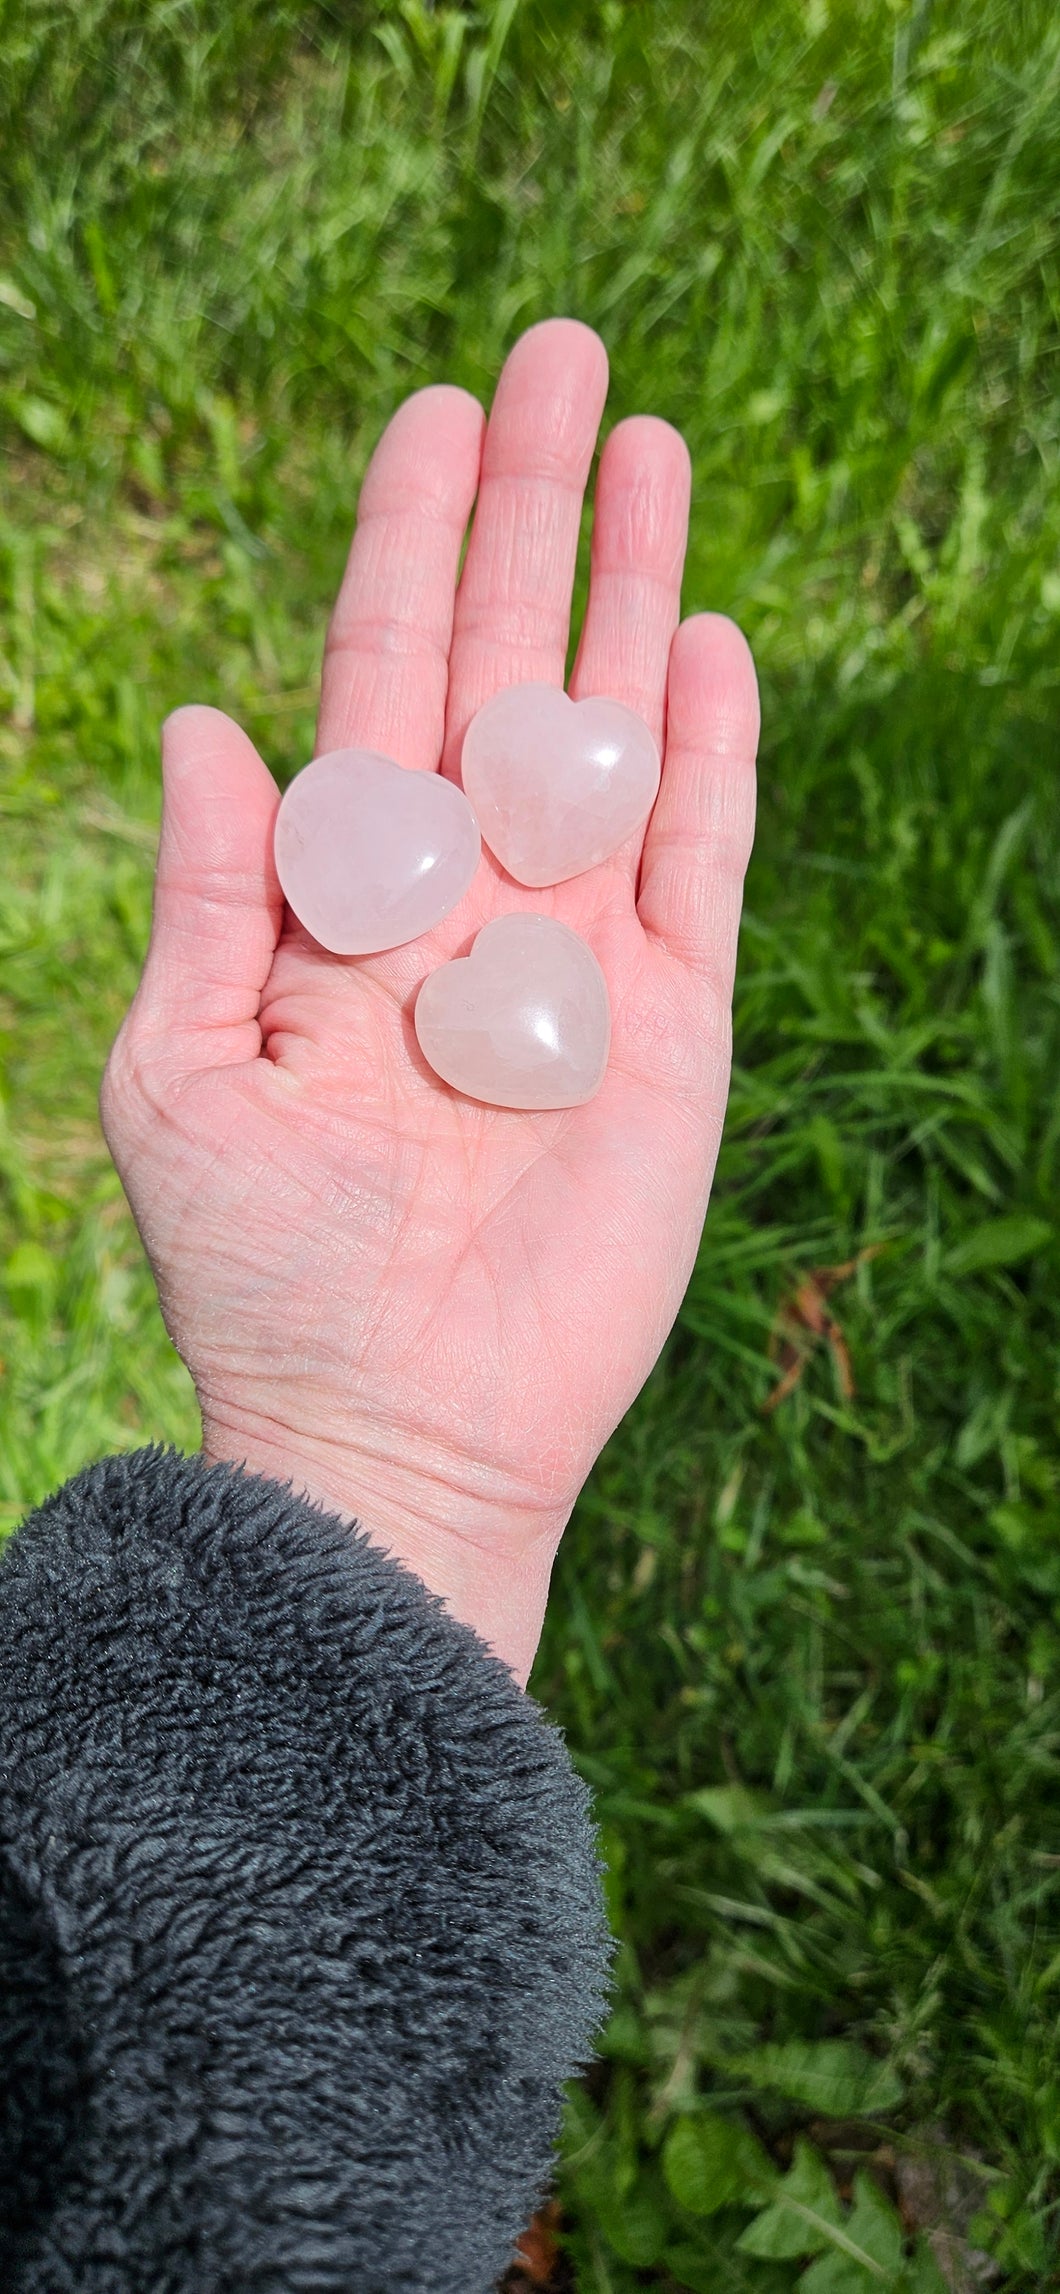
[798,2171,905,2287]
[733,2041,903,2117]
[663,2111,777,2216]
[737,2139,844,2259]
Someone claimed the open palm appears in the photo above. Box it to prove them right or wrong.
[101,320,759,1682]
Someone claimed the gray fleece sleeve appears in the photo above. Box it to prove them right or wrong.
[0,1445,612,2294]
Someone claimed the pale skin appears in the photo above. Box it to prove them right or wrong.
[100,319,760,1688]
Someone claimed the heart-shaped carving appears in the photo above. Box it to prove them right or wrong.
[461,682,660,887]
[415,914,611,1109]
[274,749,480,955]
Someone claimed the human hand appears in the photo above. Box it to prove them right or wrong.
[100,319,759,1686]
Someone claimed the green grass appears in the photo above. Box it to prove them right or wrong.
[2,2,1059,2287]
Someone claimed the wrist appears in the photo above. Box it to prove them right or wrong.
[197,1405,570,1688]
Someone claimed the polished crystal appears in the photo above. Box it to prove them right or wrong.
[461,682,660,887]
[274,748,480,955]
[414,913,611,1109]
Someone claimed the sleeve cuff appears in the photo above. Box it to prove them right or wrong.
[0,1445,612,2293]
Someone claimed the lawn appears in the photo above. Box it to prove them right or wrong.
[1,2,1059,2287]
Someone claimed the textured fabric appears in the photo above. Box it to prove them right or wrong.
[0,1446,612,2293]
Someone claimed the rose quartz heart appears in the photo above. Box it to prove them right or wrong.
[273,748,480,955]
[414,914,611,1110]
[461,681,661,887]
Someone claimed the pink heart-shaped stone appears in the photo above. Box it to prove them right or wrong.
[414,914,611,1110]
[274,749,480,955]
[461,682,661,887]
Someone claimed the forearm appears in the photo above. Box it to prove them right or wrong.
[198,1403,568,1687]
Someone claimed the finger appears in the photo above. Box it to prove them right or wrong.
[569,415,690,888]
[570,415,691,751]
[637,614,760,993]
[125,705,283,1065]
[318,384,485,769]
[442,318,609,777]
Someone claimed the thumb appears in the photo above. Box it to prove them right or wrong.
[130,704,284,1066]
